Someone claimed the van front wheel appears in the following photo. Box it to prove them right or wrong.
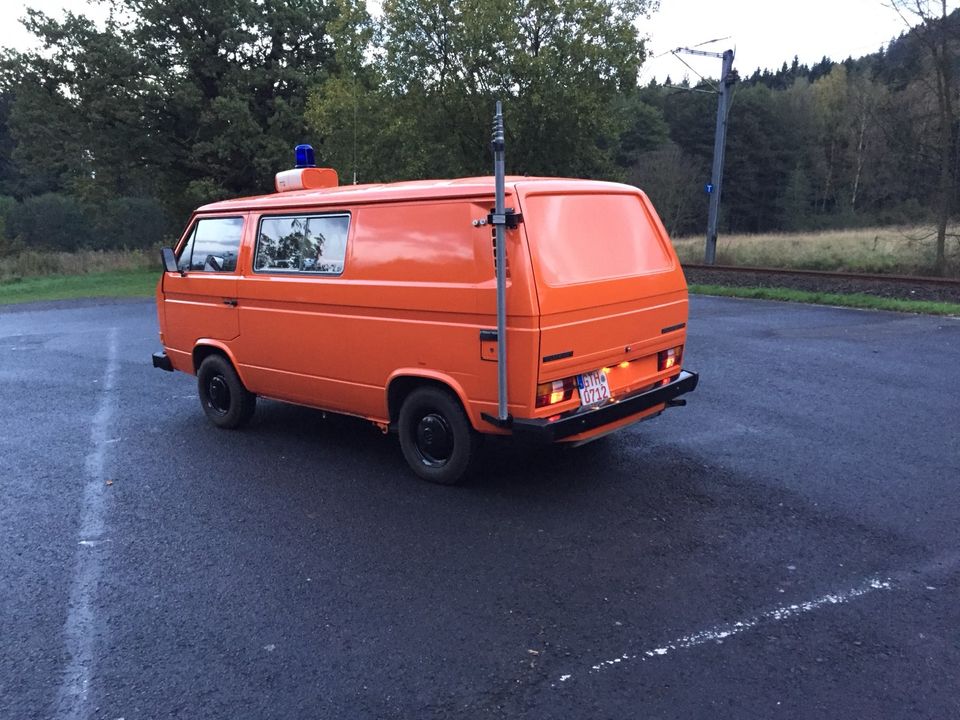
[197,355,257,429]
[398,387,476,485]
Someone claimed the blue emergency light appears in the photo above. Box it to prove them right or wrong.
[295,144,316,169]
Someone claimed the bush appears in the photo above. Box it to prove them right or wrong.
[0,196,20,256]
[0,195,16,238]
[5,194,172,251]
[6,193,93,251]
[94,197,170,249]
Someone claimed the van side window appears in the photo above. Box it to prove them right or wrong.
[255,214,349,275]
[177,217,244,273]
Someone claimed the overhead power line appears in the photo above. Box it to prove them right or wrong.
[690,35,732,49]
[670,51,719,92]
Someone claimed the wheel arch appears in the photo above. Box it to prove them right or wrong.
[386,371,476,430]
[192,341,247,384]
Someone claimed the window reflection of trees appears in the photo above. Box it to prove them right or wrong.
[257,216,345,273]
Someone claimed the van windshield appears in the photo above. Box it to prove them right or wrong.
[522,193,673,286]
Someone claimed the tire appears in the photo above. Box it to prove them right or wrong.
[197,354,257,429]
[398,386,476,485]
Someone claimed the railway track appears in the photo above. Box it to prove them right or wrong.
[681,263,960,303]
[682,263,960,286]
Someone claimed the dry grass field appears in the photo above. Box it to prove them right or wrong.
[2,225,960,306]
[0,232,958,312]
[2,227,959,282]
[671,226,960,277]
[0,248,158,283]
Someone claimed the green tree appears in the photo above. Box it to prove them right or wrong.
[308,0,660,182]
[2,0,343,215]
[3,10,167,200]
[720,84,796,233]
[0,92,17,196]
[630,142,705,236]
[811,65,851,214]
[306,0,429,182]
[779,166,813,231]
[889,0,958,274]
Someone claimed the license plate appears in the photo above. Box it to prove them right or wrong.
[577,370,611,406]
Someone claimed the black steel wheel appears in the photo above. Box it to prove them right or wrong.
[197,354,257,429]
[398,386,476,484]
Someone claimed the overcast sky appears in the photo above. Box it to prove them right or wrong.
[637,0,944,84]
[2,0,955,82]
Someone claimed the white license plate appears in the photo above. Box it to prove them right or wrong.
[577,370,611,406]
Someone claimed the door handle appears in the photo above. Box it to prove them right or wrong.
[223,298,238,307]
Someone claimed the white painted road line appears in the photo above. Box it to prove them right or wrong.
[558,575,894,684]
[53,328,119,720]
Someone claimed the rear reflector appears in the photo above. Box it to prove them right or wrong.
[536,377,577,407]
[658,346,683,372]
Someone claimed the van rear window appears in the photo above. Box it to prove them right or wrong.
[523,193,672,286]
[255,214,350,274]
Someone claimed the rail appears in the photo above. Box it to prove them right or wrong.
[681,263,960,287]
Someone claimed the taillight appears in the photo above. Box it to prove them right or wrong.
[536,377,577,407]
[658,346,683,372]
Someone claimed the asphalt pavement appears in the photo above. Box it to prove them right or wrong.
[1,295,958,719]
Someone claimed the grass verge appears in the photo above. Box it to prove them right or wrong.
[3,270,958,316]
[0,270,158,305]
[690,284,960,316]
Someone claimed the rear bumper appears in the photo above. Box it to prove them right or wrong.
[152,351,174,372]
[512,370,698,443]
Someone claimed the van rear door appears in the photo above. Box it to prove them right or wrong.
[517,184,688,389]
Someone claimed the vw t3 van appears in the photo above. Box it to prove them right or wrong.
[153,160,697,484]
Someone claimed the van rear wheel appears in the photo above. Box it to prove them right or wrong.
[398,387,476,485]
[197,355,257,429]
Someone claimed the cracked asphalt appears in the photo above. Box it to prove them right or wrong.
[0,295,958,719]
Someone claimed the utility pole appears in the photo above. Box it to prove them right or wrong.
[673,46,737,264]
[706,49,735,264]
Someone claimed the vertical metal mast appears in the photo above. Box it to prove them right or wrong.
[492,101,509,422]
[705,49,735,265]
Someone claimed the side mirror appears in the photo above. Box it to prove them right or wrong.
[161,247,179,274]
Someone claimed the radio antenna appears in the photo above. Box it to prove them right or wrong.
[352,73,358,185]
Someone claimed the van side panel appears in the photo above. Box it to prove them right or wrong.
[233,197,540,428]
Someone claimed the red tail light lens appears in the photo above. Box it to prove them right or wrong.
[658,346,683,372]
[536,377,577,407]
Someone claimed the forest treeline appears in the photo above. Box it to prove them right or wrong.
[0,0,957,272]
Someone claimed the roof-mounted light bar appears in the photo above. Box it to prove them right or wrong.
[275,144,339,192]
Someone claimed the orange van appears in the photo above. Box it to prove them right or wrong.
[153,151,697,483]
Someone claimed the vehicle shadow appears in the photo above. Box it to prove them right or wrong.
[244,398,662,494]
